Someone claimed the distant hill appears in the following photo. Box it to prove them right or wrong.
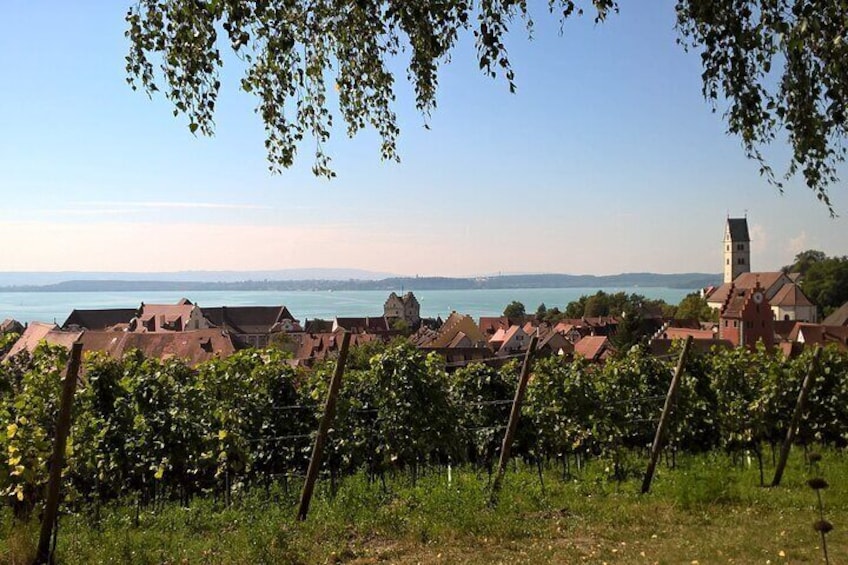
[0,269,398,287]
[0,272,720,292]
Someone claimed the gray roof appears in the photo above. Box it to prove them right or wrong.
[726,218,750,242]
[62,308,137,330]
[823,301,848,326]
[202,306,295,334]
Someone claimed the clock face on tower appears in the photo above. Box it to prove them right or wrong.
[752,292,764,304]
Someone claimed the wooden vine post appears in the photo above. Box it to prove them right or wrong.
[297,331,351,521]
[490,333,538,505]
[771,345,822,487]
[34,341,84,565]
[641,335,692,494]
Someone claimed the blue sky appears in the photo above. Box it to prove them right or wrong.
[1,2,846,277]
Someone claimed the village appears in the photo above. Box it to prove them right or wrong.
[2,217,846,368]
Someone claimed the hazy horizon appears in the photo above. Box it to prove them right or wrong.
[0,269,723,288]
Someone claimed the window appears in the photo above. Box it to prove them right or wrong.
[726,259,730,265]
[726,245,730,251]
[733,321,738,328]
[737,243,744,251]
[746,321,753,329]
[737,258,745,265]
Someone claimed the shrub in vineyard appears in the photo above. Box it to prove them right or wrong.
[365,343,460,479]
[591,346,673,479]
[449,361,517,470]
[198,349,313,495]
[0,344,67,517]
[1,339,847,512]
[789,347,848,448]
[666,344,719,455]
[523,356,597,475]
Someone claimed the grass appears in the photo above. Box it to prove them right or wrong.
[2,448,846,564]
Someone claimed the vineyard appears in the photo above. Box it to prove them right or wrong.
[2,338,847,524]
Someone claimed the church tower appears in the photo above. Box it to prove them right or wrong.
[723,217,751,283]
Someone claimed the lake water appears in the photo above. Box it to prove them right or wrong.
[0,287,692,325]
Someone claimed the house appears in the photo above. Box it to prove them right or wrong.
[769,283,817,323]
[717,282,775,350]
[537,328,573,357]
[787,323,848,352]
[425,311,487,349]
[294,332,378,364]
[552,322,583,344]
[201,305,300,348]
[495,325,532,356]
[333,317,390,334]
[129,299,209,332]
[3,323,238,366]
[383,292,421,326]
[478,316,512,338]
[78,329,238,366]
[773,320,798,342]
[573,335,614,362]
[409,326,440,347]
[1,319,24,335]
[62,308,136,331]
[2,322,77,361]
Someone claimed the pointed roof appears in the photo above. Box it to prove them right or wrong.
[573,336,611,361]
[823,301,848,326]
[429,311,486,348]
[2,322,70,360]
[770,283,814,308]
[726,218,750,241]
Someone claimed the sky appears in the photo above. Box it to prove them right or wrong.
[1,2,846,278]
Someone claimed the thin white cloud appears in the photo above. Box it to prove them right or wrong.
[83,201,273,211]
[787,231,809,256]
[22,209,135,217]
[750,223,767,255]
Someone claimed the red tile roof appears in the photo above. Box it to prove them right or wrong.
[2,322,74,360]
[478,316,511,336]
[78,329,237,366]
[659,327,716,340]
[573,336,611,361]
[3,326,237,367]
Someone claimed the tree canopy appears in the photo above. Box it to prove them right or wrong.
[127,1,847,209]
[503,300,526,319]
[784,249,848,317]
[674,292,716,322]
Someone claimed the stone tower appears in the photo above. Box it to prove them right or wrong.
[723,217,751,283]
